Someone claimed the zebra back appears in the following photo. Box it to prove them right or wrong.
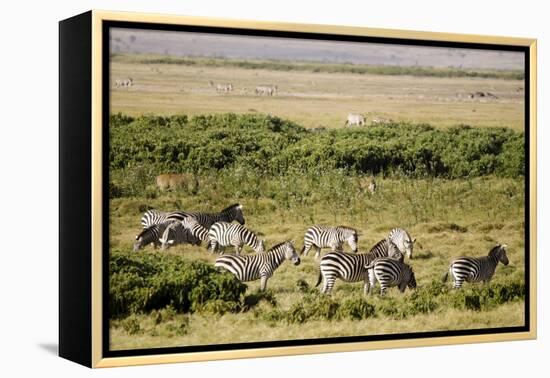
[368,258,416,293]
[181,216,209,242]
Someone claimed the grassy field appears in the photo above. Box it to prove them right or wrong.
[109,176,525,350]
[110,54,525,130]
[108,54,526,350]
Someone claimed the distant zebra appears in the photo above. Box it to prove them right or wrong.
[114,78,133,88]
[344,113,365,127]
[301,225,358,259]
[388,228,416,259]
[442,244,509,289]
[140,204,245,229]
[133,221,175,251]
[365,258,417,295]
[208,221,265,255]
[255,85,277,96]
[215,240,300,290]
[316,239,402,295]
[159,221,202,250]
[216,83,233,93]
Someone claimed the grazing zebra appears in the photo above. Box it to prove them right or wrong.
[216,83,233,93]
[208,221,265,255]
[115,78,133,88]
[344,113,365,127]
[159,221,202,250]
[215,240,300,290]
[388,228,416,259]
[316,239,402,295]
[140,204,245,229]
[255,85,277,96]
[365,258,417,295]
[133,221,175,251]
[301,225,358,259]
[442,244,509,289]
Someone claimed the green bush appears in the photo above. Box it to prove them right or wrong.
[109,113,524,197]
[109,251,247,318]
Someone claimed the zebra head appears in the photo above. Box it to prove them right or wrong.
[398,264,416,292]
[342,227,358,253]
[133,233,145,252]
[404,237,416,259]
[490,244,509,265]
[283,240,301,266]
[224,204,245,225]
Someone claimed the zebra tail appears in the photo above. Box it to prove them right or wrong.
[315,271,322,287]
[441,271,449,283]
[300,245,306,256]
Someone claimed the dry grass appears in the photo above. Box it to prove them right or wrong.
[110,55,524,130]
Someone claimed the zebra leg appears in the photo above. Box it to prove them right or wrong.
[368,269,376,294]
[235,244,242,256]
[314,247,322,259]
[209,241,218,254]
[301,243,311,256]
[380,285,387,296]
[260,276,268,291]
[322,276,335,294]
[453,279,464,289]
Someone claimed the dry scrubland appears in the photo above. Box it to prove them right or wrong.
[110,54,524,130]
[108,55,526,350]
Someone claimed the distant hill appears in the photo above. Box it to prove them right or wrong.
[110,28,524,71]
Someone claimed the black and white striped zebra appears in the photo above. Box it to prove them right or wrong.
[208,221,265,255]
[180,216,209,242]
[365,257,417,295]
[133,221,175,251]
[159,221,202,250]
[140,204,245,229]
[387,227,416,259]
[316,239,401,295]
[442,244,509,289]
[301,225,358,259]
[214,240,300,291]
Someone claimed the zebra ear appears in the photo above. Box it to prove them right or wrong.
[412,238,417,243]
[501,244,508,249]
[238,204,243,209]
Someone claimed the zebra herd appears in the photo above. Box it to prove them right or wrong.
[132,203,510,295]
[208,81,278,96]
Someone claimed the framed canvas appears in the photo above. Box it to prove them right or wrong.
[59,10,537,368]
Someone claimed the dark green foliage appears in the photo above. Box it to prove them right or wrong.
[110,114,524,198]
[449,281,525,311]
[109,251,247,318]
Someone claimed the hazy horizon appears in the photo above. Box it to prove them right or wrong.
[110,28,524,71]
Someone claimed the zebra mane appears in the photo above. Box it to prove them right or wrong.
[268,240,291,252]
[221,203,242,213]
[488,244,504,256]
[338,225,357,233]
[135,225,155,239]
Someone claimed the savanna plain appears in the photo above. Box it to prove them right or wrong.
[108,54,526,350]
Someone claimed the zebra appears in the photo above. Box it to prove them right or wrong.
[180,216,209,242]
[255,85,277,96]
[216,83,233,93]
[442,244,509,289]
[388,228,416,259]
[301,225,358,259]
[208,221,265,255]
[344,113,365,127]
[115,78,133,88]
[316,239,402,295]
[133,221,175,251]
[365,257,417,295]
[159,221,202,250]
[214,240,300,291]
[140,204,245,229]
